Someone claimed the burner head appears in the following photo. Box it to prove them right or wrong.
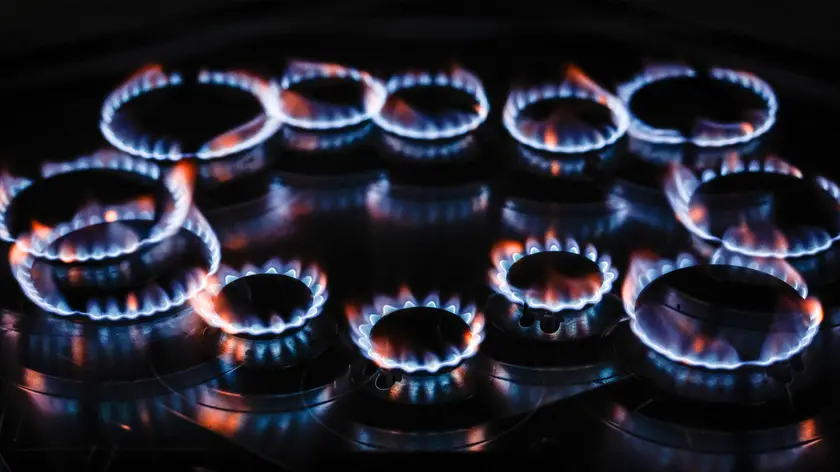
[634,265,819,369]
[506,250,604,309]
[373,67,489,140]
[369,306,472,375]
[217,273,314,338]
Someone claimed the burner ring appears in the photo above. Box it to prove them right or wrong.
[282,123,374,152]
[490,233,618,312]
[192,258,328,336]
[0,151,194,263]
[100,66,282,161]
[617,65,778,147]
[666,154,840,258]
[621,249,822,370]
[10,207,221,320]
[372,68,490,140]
[347,289,485,375]
[503,68,630,154]
[273,61,387,130]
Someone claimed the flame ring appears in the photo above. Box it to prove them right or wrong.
[11,207,221,320]
[192,258,328,336]
[273,61,387,130]
[349,292,485,374]
[491,237,619,312]
[282,123,374,152]
[622,250,821,370]
[372,69,490,140]
[617,65,778,147]
[383,134,475,161]
[0,151,193,263]
[100,67,282,161]
[666,156,840,258]
[503,82,630,154]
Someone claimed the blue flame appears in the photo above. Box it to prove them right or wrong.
[372,68,490,140]
[192,258,327,336]
[366,177,489,225]
[282,123,373,152]
[665,154,840,258]
[218,322,317,365]
[100,66,282,160]
[621,249,821,370]
[617,65,778,147]
[503,69,629,154]
[490,234,618,312]
[382,134,475,161]
[10,208,221,321]
[348,290,485,374]
[273,61,387,130]
[3,151,193,263]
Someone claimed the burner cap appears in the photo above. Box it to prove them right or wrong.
[506,250,604,308]
[217,273,314,337]
[369,306,472,375]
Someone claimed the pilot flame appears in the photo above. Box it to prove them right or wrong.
[617,64,778,147]
[372,66,490,140]
[621,249,822,369]
[347,287,485,374]
[192,258,327,336]
[10,207,221,320]
[100,66,282,160]
[4,152,194,263]
[273,61,387,130]
[503,66,630,154]
[665,153,840,258]
[490,231,618,312]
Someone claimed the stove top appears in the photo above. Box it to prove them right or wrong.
[0,6,839,471]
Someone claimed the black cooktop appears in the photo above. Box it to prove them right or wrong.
[1,4,839,471]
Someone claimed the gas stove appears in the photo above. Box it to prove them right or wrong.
[0,5,838,471]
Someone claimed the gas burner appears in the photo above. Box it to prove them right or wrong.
[372,67,490,140]
[0,308,233,399]
[0,151,194,262]
[100,65,282,160]
[622,250,822,370]
[366,177,489,225]
[479,294,623,409]
[617,64,778,147]
[501,196,630,241]
[503,66,629,154]
[490,232,618,313]
[192,258,327,337]
[347,288,484,375]
[666,154,840,258]
[10,207,221,320]
[273,61,387,130]
[282,123,374,152]
[381,133,477,161]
